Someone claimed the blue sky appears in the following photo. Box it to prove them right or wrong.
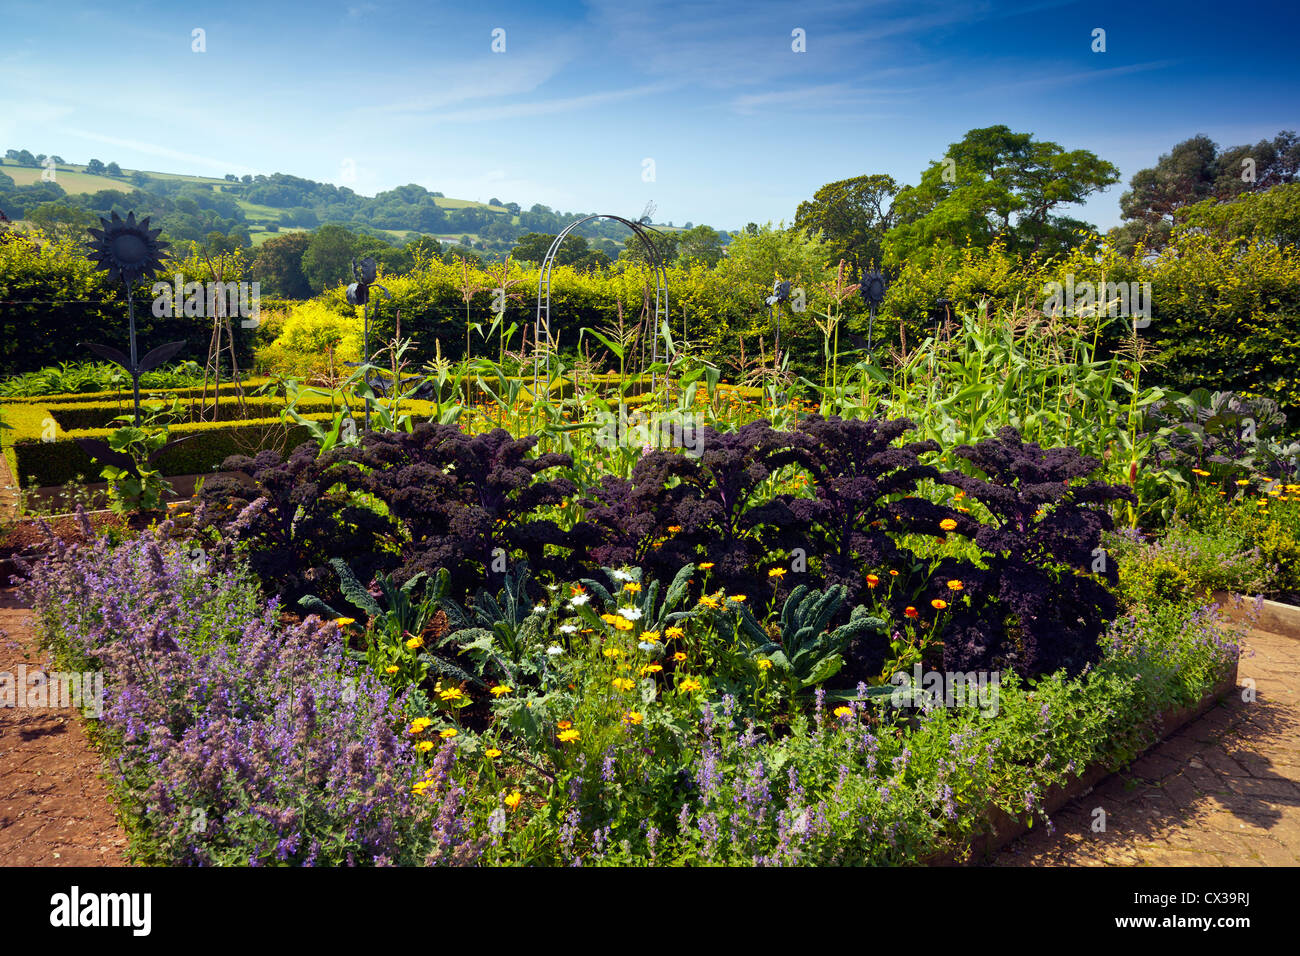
[2,0,1298,232]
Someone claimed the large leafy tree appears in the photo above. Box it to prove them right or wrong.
[251,231,313,298]
[511,231,610,271]
[793,173,899,271]
[300,224,390,292]
[675,224,725,267]
[1113,131,1300,253]
[884,126,1119,264]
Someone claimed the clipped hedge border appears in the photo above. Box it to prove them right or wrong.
[41,393,407,432]
[4,396,431,487]
[4,414,325,488]
[0,377,277,405]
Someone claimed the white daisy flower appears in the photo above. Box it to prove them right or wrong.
[618,607,642,621]
[558,623,578,634]
[532,603,548,615]
[546,645,564,656]
[568,594,590,607]
[611,569,634,582]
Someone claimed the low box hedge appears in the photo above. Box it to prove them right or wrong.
[42,393,382,431]
[0,377,277,406]
[2,397,436,487]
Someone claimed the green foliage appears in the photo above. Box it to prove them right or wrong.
[794,174,899,271]
[734,584,885,703]
[884,126,1119,265]
[301,560,472,691]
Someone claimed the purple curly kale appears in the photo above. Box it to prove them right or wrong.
[934,427,1135,678]
[582,420,808,599]
[200,424,582,606]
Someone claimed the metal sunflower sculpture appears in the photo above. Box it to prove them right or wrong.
[345,255,392,430]
[84,211,186,424]
[858,269,888,354]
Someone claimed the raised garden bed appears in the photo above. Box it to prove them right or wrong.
[1212,591,1300,638]
[931,661,1241,865]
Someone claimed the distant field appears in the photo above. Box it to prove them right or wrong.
[436,198,507,212]
[137,169,228,185]
[236,199,285,221]
[249,227,307,246]
[1,163,132,194]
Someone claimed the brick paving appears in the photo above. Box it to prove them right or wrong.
[0,590,130,866]
[997,626,1300,866]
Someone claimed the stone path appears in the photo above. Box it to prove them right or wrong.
[997,626,1300,866]
[0,589,130,866]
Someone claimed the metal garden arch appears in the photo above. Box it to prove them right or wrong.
[533,214,671,394]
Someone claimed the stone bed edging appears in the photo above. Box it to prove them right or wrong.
[929,662,1241,866]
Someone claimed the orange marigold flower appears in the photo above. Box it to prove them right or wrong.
[904,606,919,618]
[939,518,958,532]
[931,599,948,610]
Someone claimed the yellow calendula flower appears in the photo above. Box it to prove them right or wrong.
[440,728,458,739]
[699,562,715,570]
[557,720,572,730]
[699,595,720,609]
[485,748,502,759]
[612,677,635,691]
[666,626,684,639]
[384,665,400,675]
[412,781,432,796]
[947,580,964,591]
[622,710,644,726]
[673,651,687,662]
[833,706,853,719]
[1192,468,1211,477]
[558,729,581,743]
[640,663,663,676]
[335,617,357,627]
[490,684,512,697]
[768,567,786,579]
[728,595,746,603]
[439,687,465,702]
[641,631,661,644]
[756,659,773,672]
[600,613,622,626]
[612,617,634,631]
[405,635,425,650]
[866,574,879,588]
[667,525,682,533]
[624,582,642,593]
[408,717,433,734]
[939,518,958,531]
[505,790,523,810]
[931,598,948,610]
[1236,479,1251,486]
[603,647,622,659]
[415,740,435,753]
[679,677,702,693]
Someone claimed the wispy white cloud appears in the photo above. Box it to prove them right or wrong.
[729,81,921,114]
[417,82,675,124]
[56,129,260,176]
[973,59,1180,96]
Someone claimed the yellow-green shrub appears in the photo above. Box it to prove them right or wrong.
[256,300,365,375]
